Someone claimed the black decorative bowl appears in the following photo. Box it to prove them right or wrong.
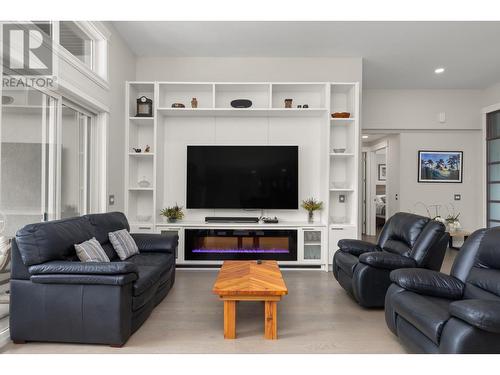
[230,99,252,108]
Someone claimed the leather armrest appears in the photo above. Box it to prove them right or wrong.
[29,260,138,276]
[338,239,381,257]
[31,273,137,286]
[450,299,500,333]
[359,252,416,270]
[390,268,464,300]
[131,233,178,253]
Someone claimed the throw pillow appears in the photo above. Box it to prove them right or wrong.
[75,237,110,262]
[108,229,139,260]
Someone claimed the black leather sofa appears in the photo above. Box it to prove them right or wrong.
[385,227,500,353]
[9,212,178,346]
[333,212,449,307]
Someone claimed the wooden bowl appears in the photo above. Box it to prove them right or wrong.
[331,112,351,118]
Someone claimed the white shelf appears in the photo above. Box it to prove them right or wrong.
[329,188,355,192]
[331,118,355,122]
[158,107,328,118]
[128,152,154,156]
[129,117,155,124]
[329,153,354,157]
[155,221,328,229]
[128,187,154,191]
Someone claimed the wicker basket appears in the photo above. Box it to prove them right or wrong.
[331,112,351,118]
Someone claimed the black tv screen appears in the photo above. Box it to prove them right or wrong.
[186,146,298,209]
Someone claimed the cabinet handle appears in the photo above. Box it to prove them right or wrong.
[331,228,344,231]
[138,226,151,230]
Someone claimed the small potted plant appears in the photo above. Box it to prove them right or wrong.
[446,212,461,233]
[301,197,323,223]
[160,204,184,223]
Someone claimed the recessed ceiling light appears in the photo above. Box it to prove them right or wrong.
[434,67,445,74]
[362,135,369,139]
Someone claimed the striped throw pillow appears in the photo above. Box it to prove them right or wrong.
[108,229,139,260]
[75,237,110,262]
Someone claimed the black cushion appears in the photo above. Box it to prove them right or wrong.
[131,233,178,253]
[359,252,416,270]
[84,212,129,244]
[338,239,380,256]
[127,253,175,270]
[382,239,412,257]
[390,268,464,300]
[392,290,451,345]
[133,265,163,296]
[28,260,138,276]
[379,212,430,250]
[15,216,94,266]
[334,251,359,277]
[449,299,500,333]
[30,273,137,286]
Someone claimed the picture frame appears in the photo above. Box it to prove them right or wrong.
[378,164,386,181]
[418,151,463,183]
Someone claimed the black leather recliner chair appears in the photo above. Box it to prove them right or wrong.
[385,227,500,353]
[10,212,178,346]
[333,212,449,307]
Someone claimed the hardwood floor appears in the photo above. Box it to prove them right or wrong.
[1,249,458,354]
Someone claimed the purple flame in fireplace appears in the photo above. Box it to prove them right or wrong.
[192,248,289,254]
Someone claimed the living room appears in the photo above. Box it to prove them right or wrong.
[1,1,500,373]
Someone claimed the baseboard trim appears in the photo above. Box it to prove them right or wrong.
[0,328,10,349]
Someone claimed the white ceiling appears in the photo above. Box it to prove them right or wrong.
[112,21,500,89]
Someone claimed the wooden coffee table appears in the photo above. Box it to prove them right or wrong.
[212,260,288,340]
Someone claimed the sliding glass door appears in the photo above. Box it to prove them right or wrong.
[61,103,92,219]
[0,88,58,236]
[487,110,500,227]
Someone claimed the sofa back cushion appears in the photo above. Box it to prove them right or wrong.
[84,212,129,260]
[15,216,94,266]
[378,212,430,257]
[409,220,447,267]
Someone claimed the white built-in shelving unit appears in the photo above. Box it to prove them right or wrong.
[125,82,360,270]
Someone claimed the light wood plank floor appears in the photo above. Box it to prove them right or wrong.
[1,249,458,354]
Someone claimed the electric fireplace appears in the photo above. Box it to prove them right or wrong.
[184,229,297,261]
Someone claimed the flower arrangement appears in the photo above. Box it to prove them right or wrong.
[301,197,323,223]
[160,204,185,223]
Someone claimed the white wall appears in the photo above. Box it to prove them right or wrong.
[136,57,362,82]
[397,131,482,231]
[105,23,137,212]
[483,81,500,108]
[363,89,483,130]
[362,89,484,231]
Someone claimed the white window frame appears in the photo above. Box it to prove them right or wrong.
[52,21,110,89]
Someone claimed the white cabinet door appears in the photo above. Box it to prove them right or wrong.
[328,225,358,262]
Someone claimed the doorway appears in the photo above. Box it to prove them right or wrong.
[362,134,389,237]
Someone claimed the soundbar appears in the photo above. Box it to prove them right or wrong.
[205,216,260,223]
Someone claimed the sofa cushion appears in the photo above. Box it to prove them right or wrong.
[127,253,175,270]
[109,229,139,260]
[75,237,110,263]
[15,216,94,266]
[84,212,129,244]
[392,290,452,345]
[131,268,173,311]
[132,265,163,296]
[334,251,358,277]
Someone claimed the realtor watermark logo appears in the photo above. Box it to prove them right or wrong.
[2,22,57,89]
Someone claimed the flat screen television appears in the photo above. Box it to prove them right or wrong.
[186,145,298,209]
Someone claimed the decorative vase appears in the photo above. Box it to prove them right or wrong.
[308,211,314,223]
[191,97,198,108]
[167,217,177,223]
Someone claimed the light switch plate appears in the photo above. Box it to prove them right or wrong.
[109,194,115,205]
[339,194,346,203]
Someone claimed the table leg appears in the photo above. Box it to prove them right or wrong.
[224,300,236,339]
[264,301,277,340]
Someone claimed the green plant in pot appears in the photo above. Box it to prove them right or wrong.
[301,197,323,223]
[160,204,184,223]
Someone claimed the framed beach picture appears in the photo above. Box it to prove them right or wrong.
[418,151,463,183]
[378,164,386,181]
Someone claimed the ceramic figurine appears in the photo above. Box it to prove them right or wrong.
[145,145,151,153]
[191,97,198,108]
[285,98,293,108]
